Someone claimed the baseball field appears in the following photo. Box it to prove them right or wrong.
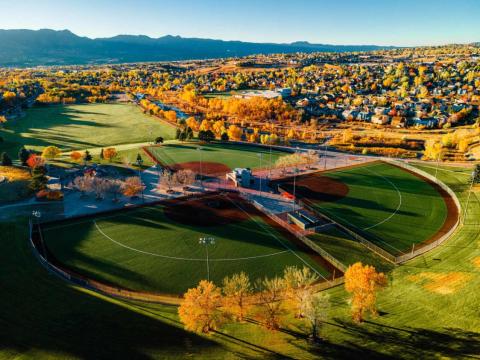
[40,192,332,295]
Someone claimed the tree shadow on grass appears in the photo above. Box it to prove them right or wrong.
[306,318,480,359]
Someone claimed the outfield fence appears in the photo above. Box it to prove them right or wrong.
[28,219,182,305]
[384,159,462,263]
[294,159,462,265]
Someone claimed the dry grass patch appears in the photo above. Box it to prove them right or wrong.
[0,166,31,181]
[472,257,480,269]
[408,272,472,295]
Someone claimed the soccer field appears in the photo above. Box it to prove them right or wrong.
[0,103,176,156]
[144,142,289,174]
[277,162,454,256]
[41,193,331,294]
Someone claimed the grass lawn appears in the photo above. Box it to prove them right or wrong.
[0,103,176,156]
[42,197,330,294]
[145,142,288,170]
[308,227,395,273]
[0,163,478,359]
[306,162,449,255]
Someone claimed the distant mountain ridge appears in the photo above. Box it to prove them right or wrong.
[0,29,395,67]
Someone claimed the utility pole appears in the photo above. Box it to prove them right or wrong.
[292,168,298,213]
[258,153,263,192]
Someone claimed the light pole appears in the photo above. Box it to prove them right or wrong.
[463,170,476,224]
[324,143,328,170]
[135,156,145,202]
[32,210,46,260]
[197,147,203,189]
[199,237,215,281]
[292,167,298,213]
[257,153,263,192]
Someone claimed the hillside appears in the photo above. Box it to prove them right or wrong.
[0,29,394,67]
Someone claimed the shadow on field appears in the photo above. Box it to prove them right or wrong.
[0,221,233,359]
[302,318,480,359]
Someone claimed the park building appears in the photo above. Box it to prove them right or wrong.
[226,168,252,187]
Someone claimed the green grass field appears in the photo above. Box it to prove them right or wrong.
[41,195,330,294]
[0,103,176,156]
[304,162,450,255]
[145,142,288,170]
[0,163,478,359]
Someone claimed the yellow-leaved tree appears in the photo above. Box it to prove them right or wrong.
[344,262,387,323]
[222,272,253,322]
[178,280,225,334]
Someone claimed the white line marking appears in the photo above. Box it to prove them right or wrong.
[94,220,290,261]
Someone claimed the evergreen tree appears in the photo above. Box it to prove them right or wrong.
[29,166,48,191]
[178,129,187,141]
[1,152,12,166]
[99,148,104,160]
[18,147,30,166]
[175,128,182,140]
[83,150,92,164]
[221,132,229,141]
[186,127,194,140]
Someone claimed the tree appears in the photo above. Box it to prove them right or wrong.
[18,147,30,166]
[91,177,109,200]
[83,150,92,164]
[178,280,225,334]
[29,166,48,191]
[1,152,12,166]
[344,262,387,323]
[99,148,104,160]
[105,179,124,201]
[472,164,480,184]
[123,176,144,197]
[227,125,243,141]
[158,169,175,190]
[174,169,196,188]
[283,266,318,318]
[41,146,61,160]
[175,128,182,140]
[26,154,45,169]
[198,130,215,142]
[256,276,286,330]
[155,136,164,144]
[70,151,82,162]
[103,148,118,162]
[222,272,253,322]
[220,132,229,141]
[303,293,329,342]
[72,175,93,196]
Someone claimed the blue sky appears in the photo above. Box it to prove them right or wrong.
[0,0,479,46]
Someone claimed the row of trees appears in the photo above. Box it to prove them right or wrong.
[178,263,387,341]
[72,175,144,200]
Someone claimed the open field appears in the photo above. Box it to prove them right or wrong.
[0,103,176,156]
[41,192,331,294]
[275,161,453,255]
[0,162,478,359]
[144,142,289,175]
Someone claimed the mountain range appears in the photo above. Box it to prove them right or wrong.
[0,29,395,67]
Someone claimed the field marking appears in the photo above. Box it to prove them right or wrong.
[93,220,290,261]
[316,163,405,254]
[223,195,329,281]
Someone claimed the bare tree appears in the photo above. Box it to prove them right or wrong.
[72,175,93,197]
[91,177,109,200]
[105,179,124,202]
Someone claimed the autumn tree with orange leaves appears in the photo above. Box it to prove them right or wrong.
[122,176,144,197]
[178,280,225,334]
[103,147,118,162]
[344,262,387,323]
[70,151,82,162]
